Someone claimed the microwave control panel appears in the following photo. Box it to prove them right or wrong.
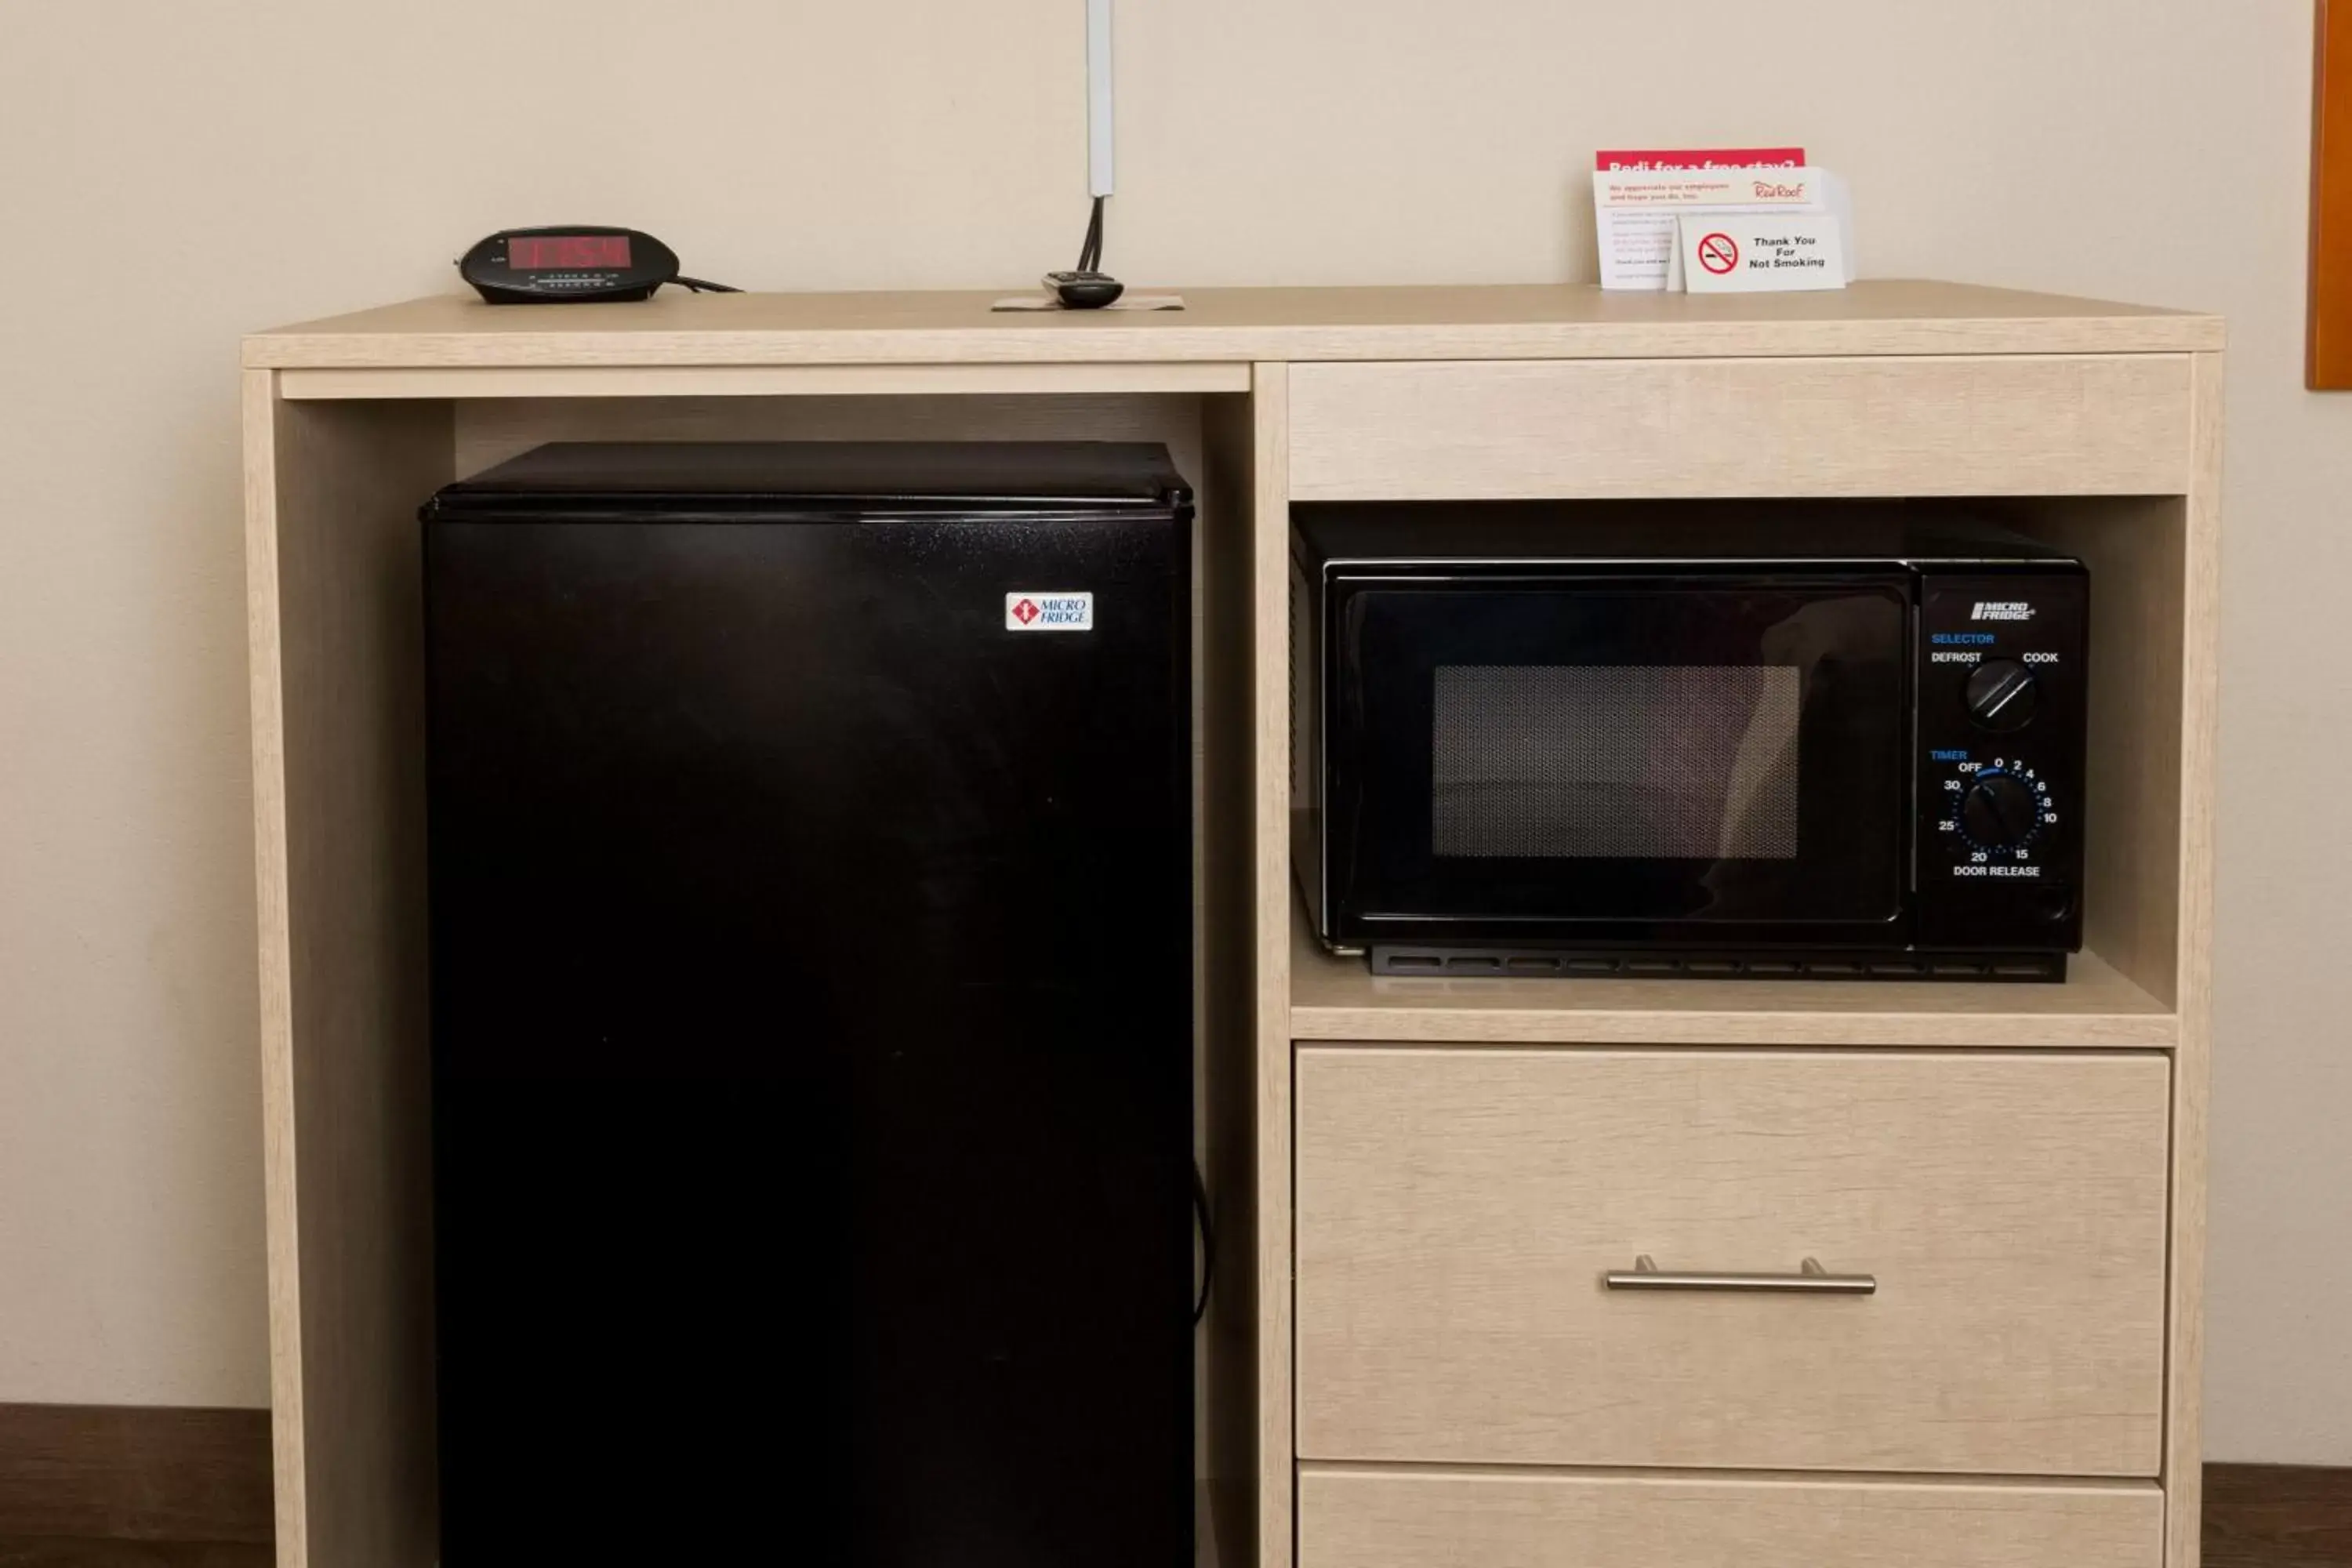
[1913,567,2089,951]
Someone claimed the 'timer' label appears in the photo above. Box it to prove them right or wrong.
[1005,592,1094,631]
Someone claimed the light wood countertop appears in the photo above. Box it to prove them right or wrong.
[245,279,2223,370]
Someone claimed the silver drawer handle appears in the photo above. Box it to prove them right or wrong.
[1604,1255,1878,1296]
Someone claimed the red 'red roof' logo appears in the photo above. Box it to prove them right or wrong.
[1012,598,1040,624]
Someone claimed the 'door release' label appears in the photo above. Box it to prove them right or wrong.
[1005,592,1094,631]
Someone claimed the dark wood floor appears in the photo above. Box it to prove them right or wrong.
[0,1466,2344,1565]
[0,1406,271,1568]
[2207,1465,2352,1567]
[0,1545,269,1567]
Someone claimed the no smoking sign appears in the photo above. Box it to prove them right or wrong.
[1677,212,1846,294]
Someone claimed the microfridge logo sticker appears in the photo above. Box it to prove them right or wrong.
[1971,601,2035,621]
[1005,591,1094,631]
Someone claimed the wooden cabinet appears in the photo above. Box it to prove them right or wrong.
[242,281,2220,1568]
[1242,296,2218,1568]
[1298,1468,2165,1568]
[1286,354,2195,501]
[1295,1047,2170,1475]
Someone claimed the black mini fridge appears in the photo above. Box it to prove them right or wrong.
[419,443,1194,1565]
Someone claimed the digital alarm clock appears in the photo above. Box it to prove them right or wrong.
[456,227,738,304]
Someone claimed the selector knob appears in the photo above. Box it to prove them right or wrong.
[1964,659,2038,731]
[1961,773,2042,850]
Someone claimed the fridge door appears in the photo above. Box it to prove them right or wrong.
[424,506,1192,1565]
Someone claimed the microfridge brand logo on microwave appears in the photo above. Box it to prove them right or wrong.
[1971,601,2035,621]
[1006,592,1094,631]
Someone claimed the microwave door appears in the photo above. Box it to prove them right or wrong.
[1327,575,1911,946]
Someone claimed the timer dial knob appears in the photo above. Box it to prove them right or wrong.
[1961,772,2042,850]
[1964,659,2038,731]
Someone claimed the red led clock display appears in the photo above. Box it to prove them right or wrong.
[506,234,632,270]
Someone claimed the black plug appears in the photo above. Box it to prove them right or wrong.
[1044,195,1124,309]
[1042,270,1126,309]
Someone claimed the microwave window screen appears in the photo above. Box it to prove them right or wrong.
[1432,665,1800,859]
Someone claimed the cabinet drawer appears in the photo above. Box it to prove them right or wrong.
[1295,1048,2169,1475]
[1297,1467,2164,1568]
[1285,356,2194,499]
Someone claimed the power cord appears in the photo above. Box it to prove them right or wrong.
[1192,1159,1215,1326]
[1076,194,1106,274]
[670,276,742,294]
[1043,195,1124,308]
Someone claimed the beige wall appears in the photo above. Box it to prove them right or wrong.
[0,0,2341,1459]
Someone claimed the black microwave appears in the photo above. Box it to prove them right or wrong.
[1292,505,2089,981]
